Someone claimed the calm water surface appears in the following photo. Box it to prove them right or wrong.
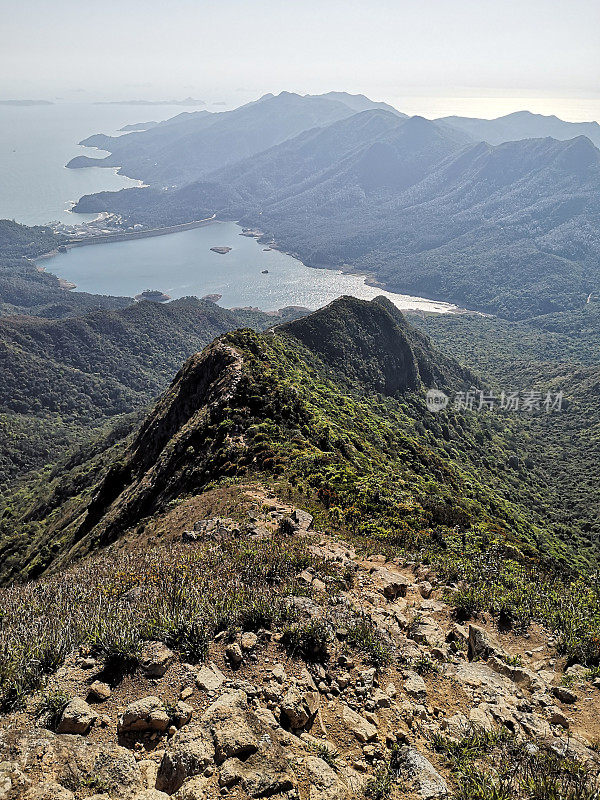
[6,103,459,313]
[45,222,459,314]
[0,103,205,225]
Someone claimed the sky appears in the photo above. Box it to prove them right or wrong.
[2,0,599,120]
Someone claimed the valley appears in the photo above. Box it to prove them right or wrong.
[2,86,600,800]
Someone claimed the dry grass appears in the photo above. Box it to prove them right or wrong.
[0,530,343,710]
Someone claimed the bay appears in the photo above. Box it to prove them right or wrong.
[44,221,459,314]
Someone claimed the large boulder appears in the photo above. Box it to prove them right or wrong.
[118,697,170,734]
[57,698,96,735]
[375,569,411,600]
[202,691,265,764]
[156,724,215,794]
[398,746,448,799]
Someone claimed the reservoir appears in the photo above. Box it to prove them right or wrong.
[45,221,460,314]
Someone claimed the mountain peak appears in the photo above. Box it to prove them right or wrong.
[278,295,470,394]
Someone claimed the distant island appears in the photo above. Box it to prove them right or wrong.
[0,99,53,106]
[210,246,232,254]
[95,97,204,106]
[134,289,170,302]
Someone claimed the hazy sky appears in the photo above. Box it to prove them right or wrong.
[2,0,599,118]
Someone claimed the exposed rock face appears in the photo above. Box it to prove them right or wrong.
[0,729,141,799]
[56,698,96,735]
[118,696,170,734]
[468,624,507,661]
[156,724,214,793]
[78,342,245,546]
[218,745,296,797]
[203,691,264,764]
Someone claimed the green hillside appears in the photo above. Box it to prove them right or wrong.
[0,297,305,486]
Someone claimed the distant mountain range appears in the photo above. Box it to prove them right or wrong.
[438,110,600,148]
[69,92,387,185]
[74,93,600,319]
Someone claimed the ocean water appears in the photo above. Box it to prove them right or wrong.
[44,222,459,314]
[0,103,457,313]
[0,103,205,225]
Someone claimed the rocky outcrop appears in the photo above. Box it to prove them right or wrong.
[2,503,600,800]
[156,725,214,793]
[118,697,170,734]
[56,698,96,735]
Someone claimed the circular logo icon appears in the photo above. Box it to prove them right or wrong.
[426,389,449,413]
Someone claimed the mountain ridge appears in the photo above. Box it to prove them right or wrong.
[440,109,600,148]
[72,105,600,319]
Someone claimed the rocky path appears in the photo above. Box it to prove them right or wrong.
[1,491,599,799]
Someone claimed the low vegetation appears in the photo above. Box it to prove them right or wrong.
[0,533,342,711]
[432,726,600,799]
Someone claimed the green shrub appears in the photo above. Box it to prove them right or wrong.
[364,765,393,800]
[36,688,71,731]
[282,619,332,662]
[346,613,393,668]
[159,613,210,664]
[432,726,600,800]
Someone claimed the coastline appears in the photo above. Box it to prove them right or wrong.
[57,139,478,316]
[36,218,477,316]
[244,226,477,316]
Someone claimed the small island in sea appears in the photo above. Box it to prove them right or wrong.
[201,293,223,303]
[0,99,53,106]
[210,246,232,254]
[134,289,170,302]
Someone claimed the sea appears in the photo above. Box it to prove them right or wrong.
[0,102,463,313]
[13,99,599,313]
